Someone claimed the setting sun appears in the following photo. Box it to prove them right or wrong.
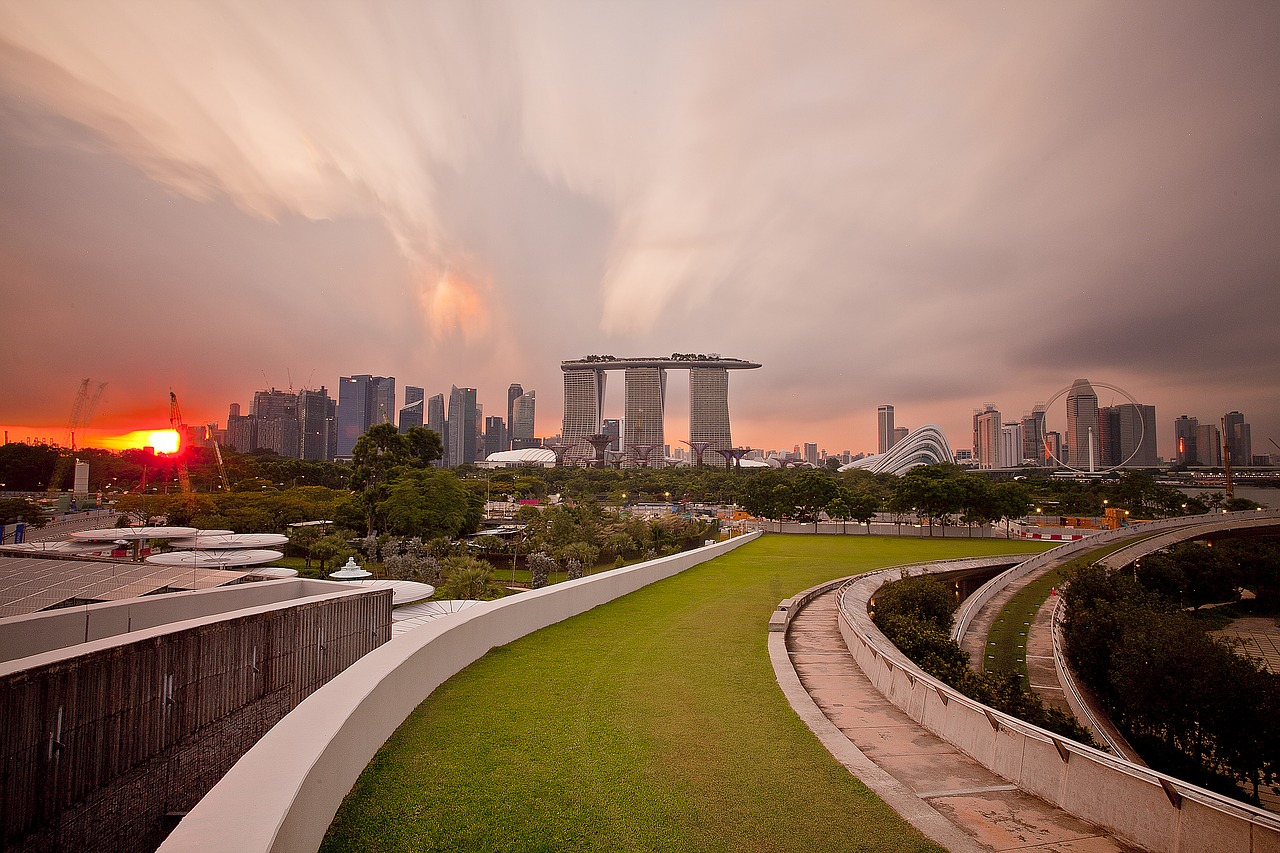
[147,430,180,454]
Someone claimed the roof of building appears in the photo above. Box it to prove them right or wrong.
[561,354,761,371]
[839,424,954,476]
[481,447,557,466]
[0,556,247,619]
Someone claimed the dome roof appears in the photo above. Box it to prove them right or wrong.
[839,425,954,476]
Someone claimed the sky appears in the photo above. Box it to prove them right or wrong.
[1,1,1278,459]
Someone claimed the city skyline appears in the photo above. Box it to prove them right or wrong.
[1,4,1278,455]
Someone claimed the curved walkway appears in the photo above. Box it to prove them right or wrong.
[774,586,1136,852]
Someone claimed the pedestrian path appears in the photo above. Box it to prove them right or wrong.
[784,589,1138,852]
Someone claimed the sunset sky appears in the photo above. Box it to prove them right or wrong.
[2,2,1278,458]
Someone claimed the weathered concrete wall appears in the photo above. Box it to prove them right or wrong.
[0,579,362,664]
[2,585,390,853]
[159,532,762,853]
[839,561,1280,853]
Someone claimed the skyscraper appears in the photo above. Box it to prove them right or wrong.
[602,418,621,452]
[226,402,256,453]
[1021,405,1047,466]
[336,374,395,458]
[484,416,506,459]
[1197,423,1222,466]
[877,405,895,454]
[426,393,446,465]
[562,368,607,464]
[1224,411,1252,467]
[972,404,1000,469]
[1174,415,1199,465]
[999,422,1024,468]
[1099,403,1157,468]
[299,386,336,461]
[507,384,524,451]
[252,389,300,458]
[1065,379,1100,470]
[511,391,537,449]
[446,386,479,467]
[399,386,424,433]
[689,366,733,466]
[624,367,665,467]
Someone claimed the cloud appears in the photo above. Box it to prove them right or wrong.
[0,1,1277,454]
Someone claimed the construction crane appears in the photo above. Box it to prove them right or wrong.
[49,379,108,493]
[169,390,192,494]
[207,423,231,492]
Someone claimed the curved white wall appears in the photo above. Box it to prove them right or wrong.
[839,556,1280,853]
[159,532,761,853]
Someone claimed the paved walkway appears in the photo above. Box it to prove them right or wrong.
[781,589,1138,852]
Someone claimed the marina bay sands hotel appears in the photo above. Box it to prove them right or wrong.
[561,354,761,466]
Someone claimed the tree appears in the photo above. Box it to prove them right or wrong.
[376,468,482,540]
[793,470,838,529]
[438,555,501,600]
[872,574,956,632]
[956,474,994,535]
[527,552,556,589]
[0,497,47,528]
[350,423,445,534]
[847,491,880,533]
[890,465,963,534]
[990,482,1031,538]
[825,495,852,534]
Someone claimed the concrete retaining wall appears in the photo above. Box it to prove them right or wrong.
[0,579,361,663]
[159,532,762,853]
[950,509,1280,643]
[840,562,1280,853]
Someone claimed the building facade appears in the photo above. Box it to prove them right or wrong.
[511,391,537,449]
[399,386,424,433]
[298,387,336,461]
[1174,415,1199,465]
[1065,379,1100,470]
[506,384,524,451]
[446,386,479,467]
[561,369,607,464]
[689,366,733,467]
[336,375,395,458]
[877,405,895,454]
[1224,411,1252,467]
[972,404,1001,469]
[1021,406,1047,466]
[623,367,666,467]
[484,416,506,459]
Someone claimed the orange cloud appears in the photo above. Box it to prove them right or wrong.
[420,271,490,340]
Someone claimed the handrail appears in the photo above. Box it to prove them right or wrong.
[839,552,1280,852]
[950,509,1280,643]
[1049,594,1128,759]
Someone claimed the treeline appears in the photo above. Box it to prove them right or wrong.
[872,574,1093,745]
[5,437,1263,527]
[1063,538,1280,803]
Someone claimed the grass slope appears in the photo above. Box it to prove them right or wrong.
[323,535,1048,853]
[984,532,1164,677]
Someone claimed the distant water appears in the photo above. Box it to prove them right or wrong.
[1177,485,1276,508]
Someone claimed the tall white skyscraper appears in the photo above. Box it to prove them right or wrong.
[877,405,895,454]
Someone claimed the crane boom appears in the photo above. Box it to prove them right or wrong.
[208,423,231,492]
[169,390,192,494]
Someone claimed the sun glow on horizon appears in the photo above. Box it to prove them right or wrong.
[90,429,180,452]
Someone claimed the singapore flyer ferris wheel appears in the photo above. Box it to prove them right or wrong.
[1036,379,1148,474]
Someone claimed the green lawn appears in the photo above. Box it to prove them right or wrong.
[984,532,1164,677]
[322,534,1048,853]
